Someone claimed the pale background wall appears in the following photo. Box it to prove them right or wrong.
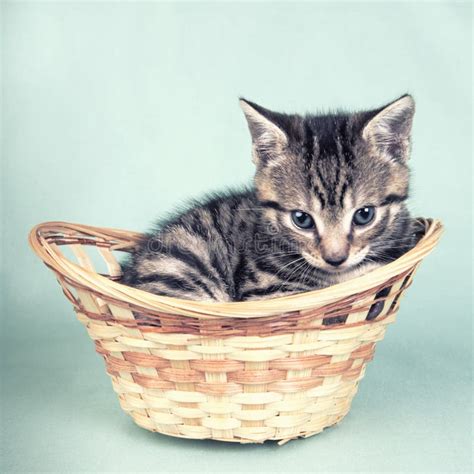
[1,2,472,472]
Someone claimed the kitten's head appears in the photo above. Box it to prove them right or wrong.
[240,95,415,274]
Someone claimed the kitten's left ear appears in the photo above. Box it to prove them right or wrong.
[362,94,415,162]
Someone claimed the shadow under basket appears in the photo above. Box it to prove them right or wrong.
[29,218,442,444]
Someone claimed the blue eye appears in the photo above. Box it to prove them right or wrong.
[291,210,315,230]
[353,207,376,226]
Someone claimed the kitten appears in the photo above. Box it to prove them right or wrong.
[121,95,418,302]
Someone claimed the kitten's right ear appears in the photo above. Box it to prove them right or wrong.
[239,98,288,165]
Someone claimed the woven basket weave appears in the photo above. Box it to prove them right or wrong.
[29,218,442,444]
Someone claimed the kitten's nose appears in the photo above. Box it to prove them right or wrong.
[323,255,348,267]
[321,235,349,267]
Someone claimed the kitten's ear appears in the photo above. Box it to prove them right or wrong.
[239,98,288,165]
[362,94,415,163]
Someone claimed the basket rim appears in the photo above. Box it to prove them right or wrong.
[29,218,443,319]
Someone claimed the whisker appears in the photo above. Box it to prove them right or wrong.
[275,258,309,293]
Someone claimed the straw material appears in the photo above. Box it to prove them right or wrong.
[29,218,442,444]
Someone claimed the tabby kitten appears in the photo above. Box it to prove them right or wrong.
[121,95,418,302]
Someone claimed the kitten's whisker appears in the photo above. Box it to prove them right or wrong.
[275,258,309,293]
[298,261,314,290]
[275,256,307,276]
[251,251,301,263]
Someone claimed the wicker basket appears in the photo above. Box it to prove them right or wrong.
[29,218,442,444]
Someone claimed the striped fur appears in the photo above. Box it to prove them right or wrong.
[121,96,419,301]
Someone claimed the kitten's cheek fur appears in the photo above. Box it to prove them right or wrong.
[346,247,370,268]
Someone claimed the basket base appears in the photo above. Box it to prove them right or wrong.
[128,404,352,445]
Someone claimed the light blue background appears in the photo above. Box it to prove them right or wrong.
[1,1,472,473]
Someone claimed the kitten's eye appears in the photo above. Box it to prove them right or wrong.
[291,210,315,230]
[353,206,376,226]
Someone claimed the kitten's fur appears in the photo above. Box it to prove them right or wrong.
[121,95,418,302]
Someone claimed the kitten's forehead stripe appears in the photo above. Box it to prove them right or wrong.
[313,184,327,209]
[303,121,314,171]
[303,114,356,212]
[339,181,348,208]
